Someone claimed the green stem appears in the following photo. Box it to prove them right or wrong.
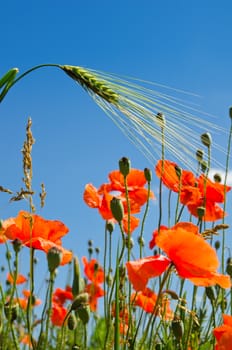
[139,180,151,258]
[11,63,61,88]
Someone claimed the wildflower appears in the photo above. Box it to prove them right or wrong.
[156,160,231,221]
[51,302,67,327]
[183,175,231,221]
[18,290,42,310]
[82,257,104,284]
[82,257,104,311]
[83,167,154,234]
[7,273,27,285]
[99,169,154,206]
[131,287,173,320]
[52,286,73,306]
[155,160,196,192]
[127,222,231,291]
[213,314,232,349]
[126,255,171,291]
[111,302,130,335]
[2,211,72,265]
[84,282,104,312]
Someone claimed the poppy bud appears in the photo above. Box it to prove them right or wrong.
[201,132,212,147]
[106,273,113,286]
[6,251,12,260]
[229,106,232,119]
[77,305,90,324]
[205,286,215,303]
[226,258,232,278]
[137,236,145,247]
[47,247,63,273]
[214,241,220,250]
[106,221,114,234]
[144,168,152,182]
[156,112,166,128]
[68,312,77,330]
[71,293,89,311]
[197,206,205,219]
[12,239,22,253]
[200,161,208,174]
[72,256,81,297]
[172,317,184,340]
[124,236,134,249]
[214,173,222,183]
[4,302,18,322]
[88,247,93,255]
[196,149,204,162]
[88,240,93,247]
[110,197,124,222]
[119,157,131,177]
[175,165,182,179]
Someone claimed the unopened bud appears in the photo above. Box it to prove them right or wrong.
[175,166,182,179]
[200,161,208,174]
[124,236,134,249]
[201,133,212,147]
[137,236,145,247]
[205,286,215,303]
[196,149,204,162]
[197,206,205,219]
[71,293,89,311]
[12,239,22,253]
[214,241,220,250]
[4,302,18,322]
[68,312,77,330]
[226,258,232,278]
[229,106,232,119]
[47,247,62,273]
[106,221,114,234]
[110,197,124,222]
[119,157,131,177]
[72,256,81,297]
[77,305,90,324]
[214,173,222,183]
[156,112,166,128]
[144,168,152,182]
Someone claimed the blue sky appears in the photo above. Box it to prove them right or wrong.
[1,1,232,296]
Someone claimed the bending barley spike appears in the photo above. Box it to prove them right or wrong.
[61,65,119,104]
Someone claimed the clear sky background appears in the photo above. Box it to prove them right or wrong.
[1,1,232,295]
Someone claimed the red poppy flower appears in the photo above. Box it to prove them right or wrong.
[7,273,27,285]
[155,160,231,222]
[99,169,155,206]
[131,287,173,320]
[2,211,72,265]
[127,223,231,291]
[84,167,154,234]
[155,160,196,192]
[155,223,230,288]
[51,302,67,327]
[149,222,199,250]
[85,282,104,312]
[83,184,141,233]
[18,290,42,310]
[52,286,73,306]
[82,257,104,284]
[126,255,171,291]
[213,314,232,349]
